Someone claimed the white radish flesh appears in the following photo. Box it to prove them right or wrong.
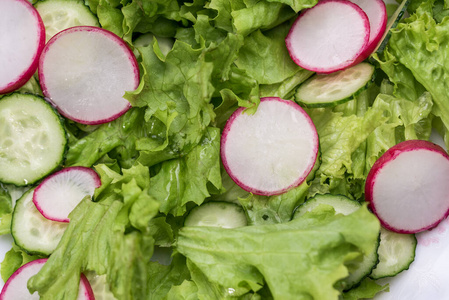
[285,0,370,74]
[0,0,45,94]
[38,26,140,125]
[33,167,101,223]
[221,97,319,196]
[0,259,95,299]
[79,275,96,300]
[349,0,387,62]
[366,140,449,234]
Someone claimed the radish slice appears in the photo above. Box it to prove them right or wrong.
[285,0,370,74]
[79,275,96,300]
[0,259,94,299]
[349,0,387,62]
[38,26,140,125]
[0,0,45,94]
[366,140,449,234]
[221,97,319,196]
[33,167,101,223]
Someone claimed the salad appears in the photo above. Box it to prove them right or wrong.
[1,0,449,299]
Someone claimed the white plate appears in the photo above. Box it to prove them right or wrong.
[376,218,449,299]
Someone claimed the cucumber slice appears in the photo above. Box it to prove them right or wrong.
[293,194,379,290]
[184,202,248,228]
[295,62,375,108]
[293,194,361,218]
[11,188,68,255]
[0,93,67,186]
[35,0,99,42]
[369,227,416,279]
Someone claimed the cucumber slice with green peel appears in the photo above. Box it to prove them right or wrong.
[293,194,361,218]
[184,202,248,229]
[11,188,68,255]
[0,93,67,186]
[342,244,379,291]
[369,227,416,279]
[295,62,375,108]
[293,194,379,290]
[35,0,99,42]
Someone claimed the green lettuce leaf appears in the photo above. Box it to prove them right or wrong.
[177,205,380,299]
[0,243,44,283]
[165,280,199,300]
[342,278,389,300]
[148,127,223,216]
[231,1,296,36]
[306,81,433,199]
[265,0,317,13]
[146,253,192,299]
[0,185,12,235]
[235,23,302,85]
[239,181,309,225]
[386,5,449,131]
[28,163,160,300]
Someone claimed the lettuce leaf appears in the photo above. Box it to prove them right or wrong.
[177,205,380,299]
[0,185,12,235]
[235,23,302,85]
[341,278,389,300]
[147,127,223,216]
[386,4,449,131]
[306,80,433,199]
[27,163,160,300]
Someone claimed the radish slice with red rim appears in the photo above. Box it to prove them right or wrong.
[285,0,370,74]
[349,0,387,62]
[33,167,101,223]
[0,259,94,299]
[38,26,140,125]
[79,274,96,300]
[366,140,449,234]
[0,0,45,94]
[221,97,319,196]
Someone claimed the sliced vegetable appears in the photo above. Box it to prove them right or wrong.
[295,62,375,108]
[371,0,410,55]
[33,167,101,223]
[184,202,247,228]
[11,189,68,256]
[79,275,96,300]
[349,0,387,62]
[35,0,100,42]
[38,26,140,125]
[369,227,417,279]
[366,140,449,233]
[0,258,94,299]
[0,0,45,94]
[221,97,319,196]
[293,194,361,218]
[285,0,370,74]
[0,93,67,186]
[293,194,379,290]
